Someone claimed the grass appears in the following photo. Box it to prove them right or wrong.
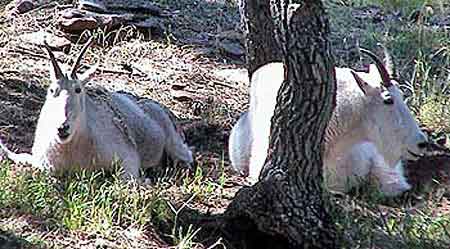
[0,162,163,232]
[0,159,231,248]
[332,185,450,248]
[348,0,444,13]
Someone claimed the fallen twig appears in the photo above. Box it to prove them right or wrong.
[6,47,49,61]
[95,66,144,78]
[210,79,239,89]
[0,69,22,75]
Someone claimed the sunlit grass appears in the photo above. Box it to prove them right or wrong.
[0,158,231,248]
[0,162,170,235]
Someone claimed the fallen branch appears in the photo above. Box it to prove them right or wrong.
[98,67,131,75]
[6,47,49,61]
[0,70,22,75]
[210,79,239,89]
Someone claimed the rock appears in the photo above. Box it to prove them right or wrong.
[218,41,244,58]
[171,90,209,103]
[19,31,71,50]
[76,0,166,16]
[58,8,166,35]
[4,0,37,16]
[78,0,107,13]
[58,1,169,37]
[216,29,243,42]
[58,9,127,33]
[59,16,99,33]
[133,17,165,35]
[172,90,196,102]
[171,82,188,91]
[14,0,35,14]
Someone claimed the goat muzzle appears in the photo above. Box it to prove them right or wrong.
[57,123,71,140]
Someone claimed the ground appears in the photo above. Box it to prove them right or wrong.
[0,0,450,248]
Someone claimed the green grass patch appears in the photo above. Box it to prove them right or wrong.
[333,189,450,248]
[0,162,171,236]
[0,159,231,248]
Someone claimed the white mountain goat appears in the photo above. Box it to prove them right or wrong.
[228,49,428,196]
[0,39,193,179]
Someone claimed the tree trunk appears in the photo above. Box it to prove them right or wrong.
[238,0,283,76]
[224,1,337,248]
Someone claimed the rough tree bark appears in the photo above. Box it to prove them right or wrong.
[224,0,337,248]
[238,0,283,76]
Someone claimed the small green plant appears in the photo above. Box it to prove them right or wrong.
[172,224,202,249]
[182,166,215,199]
[181,161,227,204]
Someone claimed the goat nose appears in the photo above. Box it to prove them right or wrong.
[416,132,428,149]
[58,124,68,133]
[58,123,70,139]
[417,142,427,149]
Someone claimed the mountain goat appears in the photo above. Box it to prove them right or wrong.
[0,39,193,180]
[228,49,428,196]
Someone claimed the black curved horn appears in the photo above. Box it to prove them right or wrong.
[360,48,392,87]
[70,37,94,79]
[43,40,65,80]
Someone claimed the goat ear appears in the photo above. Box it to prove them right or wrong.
[79,63,98,85]
[350,70,370,95]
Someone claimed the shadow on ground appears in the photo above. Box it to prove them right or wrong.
[0,229,41,249]
[0,75,45,152]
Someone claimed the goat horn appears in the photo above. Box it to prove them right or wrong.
[359,48,392,87]
[379,43,397,77]
[70,37,94,79]
[43,40,65,80]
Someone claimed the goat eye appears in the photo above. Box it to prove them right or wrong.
[49,88,54,94]
[74,87,81,94]
[381,91,394,105]
[383,97,394,105]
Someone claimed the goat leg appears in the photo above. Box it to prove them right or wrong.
[0,139,39,168]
